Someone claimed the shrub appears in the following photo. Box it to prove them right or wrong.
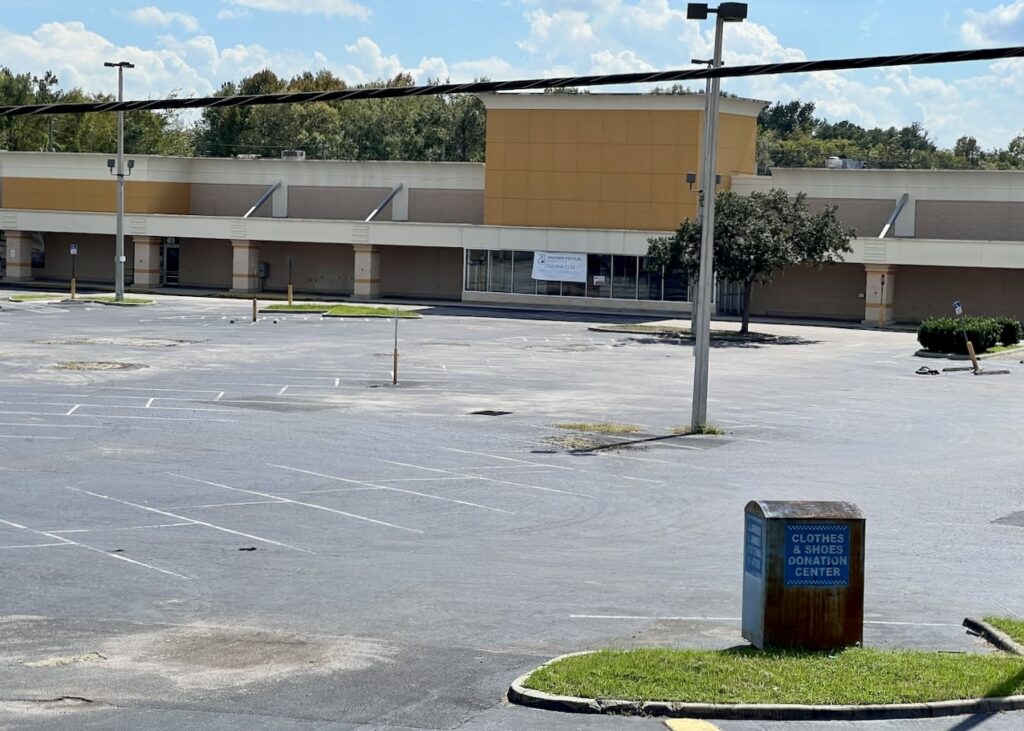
[917,316,1001,354]
[995,317,1022,346]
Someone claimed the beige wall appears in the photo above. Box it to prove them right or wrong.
[178,238,232,288]
[750,263,865,320]
[35,232,131,283]
[258,242,354,295]
[408,189,484,224]
[915,201,1024,241]
[895,265,1024,321]
[190,184,273,217]
[483,106,758,231]
[289,186,393,221]
[2,178,191,214]
[805,198,895,238]
[380,246,462,299]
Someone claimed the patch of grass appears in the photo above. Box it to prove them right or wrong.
[985,616,1024,647]
[543,435,601,451]
[670,423,725,436]
[524,648,1024,705]
[554,421,642,435]
[323,305,420,318]
[9,293,65,302]
[262,304,334,313]
[81,296,154,306]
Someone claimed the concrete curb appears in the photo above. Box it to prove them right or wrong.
[964,617,1024,656]
[507,652,1024,721]
[915,347,1024,360]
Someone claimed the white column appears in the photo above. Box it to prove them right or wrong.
[132,236,162,286]
[4,231,35,282]
[863,264,896,327]
[352,244,381,299]
[231,240,261,293]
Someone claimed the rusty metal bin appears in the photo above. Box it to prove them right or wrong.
[742,500,865,651]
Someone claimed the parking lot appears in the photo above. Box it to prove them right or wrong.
[0,292,1022,731]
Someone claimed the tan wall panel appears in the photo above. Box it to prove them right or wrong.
[2,178,190,214]
[915,200,1024,241]
[408,189,484,224]
[750,263,865,320]
[380,246,462,299]
[178,238,232,288]
[35,232,130,283]
[484,108,755,230]
[895,265,1024,321]
[289,186,392,220]
[258,242,354,295]
[190,183,272,217]
[806,198,895,238]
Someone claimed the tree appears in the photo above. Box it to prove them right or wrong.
[646,189,854,333]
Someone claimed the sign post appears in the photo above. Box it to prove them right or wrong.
[70,243,78,300]
[287,256,294,306]
[952,300,980,372]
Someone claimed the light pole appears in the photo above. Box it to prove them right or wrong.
[105,60,134,303]
[687,2,746,430]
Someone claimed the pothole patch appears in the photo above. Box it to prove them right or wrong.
[52,361,148,371]
[35,337,200,348]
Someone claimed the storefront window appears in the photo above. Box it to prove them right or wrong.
[561,280,585,297]
[488,250,513,293]
[512,251,536,294]
[638,257,663,300]
[612,256,638,299]
[587,254,612,298]
[465,249,488,291]
[537,280,562,295]
[664,269,688,301]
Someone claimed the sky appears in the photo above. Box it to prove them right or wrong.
[2,0,1024,149]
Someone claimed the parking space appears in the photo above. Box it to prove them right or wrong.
[0,292,1023,730]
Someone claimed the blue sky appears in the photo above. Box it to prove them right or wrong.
[2,1,1024,148]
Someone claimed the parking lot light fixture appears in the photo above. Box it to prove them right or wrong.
[104,61,135,303]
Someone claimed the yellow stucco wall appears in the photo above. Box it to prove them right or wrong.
[483,108,757,231]
[2,178,191,214]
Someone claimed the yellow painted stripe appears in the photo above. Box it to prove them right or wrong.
[353,278,380,284]
[664,720,721,731]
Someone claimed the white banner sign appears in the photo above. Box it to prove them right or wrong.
[531,251,587,283]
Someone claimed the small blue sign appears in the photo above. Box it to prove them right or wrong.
[744,513,764,578]
[953,301,963,316]
[784,524,850,587]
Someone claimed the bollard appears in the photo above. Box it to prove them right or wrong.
[287,284,293,307]
[70,278,76,301]
[252,298,257,323]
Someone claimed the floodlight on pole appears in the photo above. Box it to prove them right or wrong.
[104,61,134,303]
[687,3,746,431]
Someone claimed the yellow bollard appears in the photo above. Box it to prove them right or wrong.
[287,284,293,307]
[70,278,76,301]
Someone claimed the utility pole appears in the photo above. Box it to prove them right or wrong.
[105,61,135,303]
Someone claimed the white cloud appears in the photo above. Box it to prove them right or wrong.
[129,7,200,33]
[518,9,597,54]
[224,0,372,21]
[961,0,1024,46]
[216,9,250,20]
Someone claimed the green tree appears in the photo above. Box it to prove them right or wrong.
[646,189,854,333]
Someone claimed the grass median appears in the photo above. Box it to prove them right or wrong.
[986,616,1024,647]
[264,303,420,318]
[523,648,1024,705]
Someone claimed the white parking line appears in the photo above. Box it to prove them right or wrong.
[0,422,102,429]
[0,516,191,580]
[172,500,285,509]
[269,464,512,514]
[145,398,155,408]
[0,542,75,550]
[0,434,74,440]
[379,459,595,499]
[66,405,81,415]
[46,522,197,534]
[68,487,314,553]
[168,473,425,533]
[278,385,289,395]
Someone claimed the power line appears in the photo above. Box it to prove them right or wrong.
[1,45,1023,118]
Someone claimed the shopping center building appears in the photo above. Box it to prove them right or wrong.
[2,92,1023,323]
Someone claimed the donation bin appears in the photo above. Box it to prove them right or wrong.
[742,500,865,650]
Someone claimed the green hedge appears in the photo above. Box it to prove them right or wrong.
[996,318,1023,346]
[917,317,1002,354]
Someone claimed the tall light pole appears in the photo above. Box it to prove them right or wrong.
[105,61,134,303]
[687,2,746,430]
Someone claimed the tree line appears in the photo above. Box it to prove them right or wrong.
[2,66,1023,171]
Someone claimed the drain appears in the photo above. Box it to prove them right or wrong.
[471,410,512,416]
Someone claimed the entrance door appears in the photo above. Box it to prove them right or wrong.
[162,242,180,285]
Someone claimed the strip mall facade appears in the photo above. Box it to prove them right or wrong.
[2,93,1023,323]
